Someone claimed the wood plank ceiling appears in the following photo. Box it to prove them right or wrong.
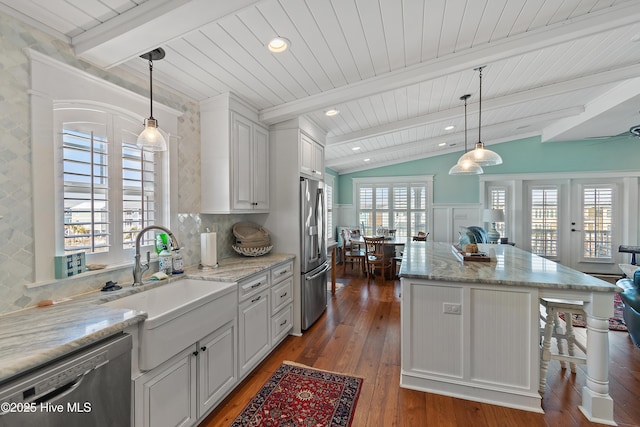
[2,0,640,174]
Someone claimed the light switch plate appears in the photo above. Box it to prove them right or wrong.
[443,303,461,314]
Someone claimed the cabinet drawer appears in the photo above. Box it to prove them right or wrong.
[271,305,293,346]
[271,276,293,314]
[238,272,270,301]
[271,261,293,285]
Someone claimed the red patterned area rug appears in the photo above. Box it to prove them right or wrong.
[231,361,363,427]
[561,293,627,331]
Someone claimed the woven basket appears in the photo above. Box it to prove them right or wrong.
[233,222,271,248]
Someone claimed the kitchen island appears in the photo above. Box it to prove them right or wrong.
[399,242,620,425]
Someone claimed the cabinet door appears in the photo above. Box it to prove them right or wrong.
[312,142,324,179]
[198,319,237,417]
[135,347,197,427]
[238,290,271,378]
[252,125,269,210]
[299,133,314,177]
[231,113,254,211]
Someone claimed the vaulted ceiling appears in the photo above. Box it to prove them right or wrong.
[3,0,640,174]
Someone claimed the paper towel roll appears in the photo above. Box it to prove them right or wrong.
[201,232,218,267]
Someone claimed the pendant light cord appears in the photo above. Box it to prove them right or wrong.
[475,66,486,145]
[148,59,154,119]
[460,94,470,153]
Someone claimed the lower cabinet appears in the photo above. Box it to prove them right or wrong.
[238,289,270,378]
[198,319,237,416]
[134,320,237,427]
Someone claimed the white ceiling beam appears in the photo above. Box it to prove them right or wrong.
[325,107,583,168]
[326,64,640,147]
[260,2,640,125]
[541,77,640,142]
[73,0,264,68]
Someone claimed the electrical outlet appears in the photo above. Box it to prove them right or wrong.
[443,303,461,315]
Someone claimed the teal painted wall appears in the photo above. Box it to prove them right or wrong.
[334,135,640,205]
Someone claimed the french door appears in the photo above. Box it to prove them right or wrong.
[525,179,622,274]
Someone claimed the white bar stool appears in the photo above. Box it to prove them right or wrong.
[539,298,587,393]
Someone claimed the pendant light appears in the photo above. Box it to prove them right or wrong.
[459,66,502,166]
[449,94,483,175]
[137,48,167,151]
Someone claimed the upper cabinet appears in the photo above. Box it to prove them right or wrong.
[201,93,269,214]
[299,133,324,180]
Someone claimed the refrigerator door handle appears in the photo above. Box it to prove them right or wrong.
[306,263,331,281]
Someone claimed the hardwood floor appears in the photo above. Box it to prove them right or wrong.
[200,273,640,427]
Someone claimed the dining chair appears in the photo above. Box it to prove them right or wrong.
[342,229,365,274]
[363,236,392,283]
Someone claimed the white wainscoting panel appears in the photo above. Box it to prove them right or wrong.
[405,283,463,377]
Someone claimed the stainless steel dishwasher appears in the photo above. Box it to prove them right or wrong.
[0,333,131,427]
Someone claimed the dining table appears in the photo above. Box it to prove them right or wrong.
[350,235,407,278]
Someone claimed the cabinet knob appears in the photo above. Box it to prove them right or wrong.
[192,351,199,357]
[200,346,207,352]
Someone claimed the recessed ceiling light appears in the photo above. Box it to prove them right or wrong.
[352,146,361,151]
[363,158,370,162]
[268,37,290,53]
[438,142,446,147]
[325,108,340,116]
[444,125,455,131]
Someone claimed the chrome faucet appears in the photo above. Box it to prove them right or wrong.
[133,225,180,286]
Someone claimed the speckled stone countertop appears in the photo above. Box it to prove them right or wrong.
[0,253,295,383]
[400,242,620,292]
[185,253,295,281]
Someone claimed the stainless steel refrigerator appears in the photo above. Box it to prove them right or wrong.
[300,177,329,330]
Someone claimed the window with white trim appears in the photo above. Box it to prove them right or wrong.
[56,105,163,264]
[355,177,432,238]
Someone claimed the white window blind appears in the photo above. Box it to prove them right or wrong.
[122,137,157,249]
[356,180,428,238]
[530,187,558,257]
[63,128,109,254]
[325,182,334,241]
[582,186,613,259]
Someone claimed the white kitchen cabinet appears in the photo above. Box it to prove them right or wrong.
[300,132,324,180]
[270,260,294,346]
[238,289,270,378]
[201,93,269,213]
[134,320,237,427]
[197,319,237,416]
[134,346,197,427]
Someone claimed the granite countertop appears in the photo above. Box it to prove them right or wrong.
[0,253,295,383]
[400,242,620,292]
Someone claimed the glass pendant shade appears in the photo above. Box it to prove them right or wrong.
[449,157,484,175]
[137,118,167,151]
[459,142,502,166]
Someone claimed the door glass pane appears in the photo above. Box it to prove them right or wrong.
[530,187,558,257]
[489,188,506,238]
[582,186,613,259]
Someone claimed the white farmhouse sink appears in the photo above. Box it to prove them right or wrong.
[104,279,237,370]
